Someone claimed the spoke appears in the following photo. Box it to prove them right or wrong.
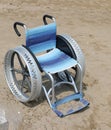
[16,53,25,69]
[25,76,31,91]
[23,65,30,77]
[10,68,23,74]
[24,65,29,75]
[21,76,26,86]
[20,76,31,93]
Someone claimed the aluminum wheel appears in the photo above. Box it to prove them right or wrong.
[4,46,42,102]
[60,34,85,84]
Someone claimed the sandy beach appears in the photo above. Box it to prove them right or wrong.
[0,0,111,129]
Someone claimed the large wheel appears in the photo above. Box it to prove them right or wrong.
[4,46,42,102]
[56,34,85,85]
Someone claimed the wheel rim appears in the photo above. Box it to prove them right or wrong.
[4,46,42,102]
[60,34,85,84]
[11,52,31,97]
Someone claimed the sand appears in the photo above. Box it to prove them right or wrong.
[0,0,111,130]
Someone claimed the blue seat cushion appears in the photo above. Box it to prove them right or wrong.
[26,23,56,54]
[37,48,77,74]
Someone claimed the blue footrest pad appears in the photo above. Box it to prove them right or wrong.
[52,93,89,117]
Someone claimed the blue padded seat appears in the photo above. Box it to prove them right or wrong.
[26,23,56,54]
[26,22,77,74]
[37,48,77,74]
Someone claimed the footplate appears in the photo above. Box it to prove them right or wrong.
[51,93,89,117]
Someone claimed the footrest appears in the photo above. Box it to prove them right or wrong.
[52,93,89,117]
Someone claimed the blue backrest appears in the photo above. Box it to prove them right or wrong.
[26,23,56,54]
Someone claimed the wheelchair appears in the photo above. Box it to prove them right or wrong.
[4,15,89,117]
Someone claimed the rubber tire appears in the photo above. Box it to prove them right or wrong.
[4,46,42,102]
